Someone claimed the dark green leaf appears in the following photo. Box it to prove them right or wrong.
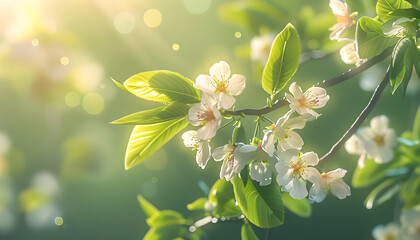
[389,8,420,19]
[138,195,159,217]
[112,103,189,125]
[356,16,397,59]
[232,174,284,228]
[208,179,242,218]
[232,121,246,144]
[187,198,207,211]
[390,38,416,94]
[401,173,420,209]
[262,23,301,96]
[241,220,259,240]
[124,70,200,104]
[413,106,420,139]
[281,192,311,218]
[125,117,189,169]
[376,0,412,22]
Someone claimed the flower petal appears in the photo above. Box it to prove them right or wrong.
[197,120,217,140]
[290,178,308,199]
[212,145,227,161]
[276,149,300,163]
[227,74,246,95]
[217,92,235,110]
[289,82,304,99]
[327,168,347,179]
[303,167,321,183]
[309,183,327,203]
[301,152,319,166]
[194,75,215,94]
[370,115,389,134]
[262,131,275,157]
[330,179,351,199]
[209,61,231,81]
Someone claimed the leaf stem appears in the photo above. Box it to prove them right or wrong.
[223,47,392,116]
[319,70,390,165]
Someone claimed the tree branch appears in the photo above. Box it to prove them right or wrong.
[319,70,390,164]
[223,47,392,116]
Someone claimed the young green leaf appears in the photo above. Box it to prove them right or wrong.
[146,210,187,228]
[124,70,200,104]
[112,103,189,125]
[262,23,301,96]
[376,0,411,22]
[232,174,284,228]
[390,38,416,94]
[111,77,131,94]
[186,198,207,211]
[138,195,160,217]
[125,117,189,170]
[364,177,402,209]
[208,179,242,218]
[356,16,397,59]
[281,192,311,218]
[413,106,420,139]
[241,220,259,240]
[400,173,420,209]
[144,225,187,240]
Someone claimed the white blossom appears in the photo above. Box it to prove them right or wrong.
[358,115,396,164]
[340,41,361,66]
[309,168,351,203]
[328,0,357,40]
[345,135,368,168]
[275,149,321,199]
[234,143,278,186]
[250,33,275,65]
[194,61,246,110]
[285,82,330,118]
[186,94,222,140]
[372,223,400,240]
[400,208,420,240]
[212,144,240,181]
[182,130,211,169]
[262,111,309,156]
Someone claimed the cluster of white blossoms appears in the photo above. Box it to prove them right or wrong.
[250,33,275,65]
[372,207,420,240]
[345,115,396,168]
[328,0,362,66]
[183,64,351,201]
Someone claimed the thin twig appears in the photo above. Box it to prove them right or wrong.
[224,47,392,116]
[319,70,390,164]
[265,228,271,240]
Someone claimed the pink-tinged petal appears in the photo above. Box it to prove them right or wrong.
[281,131,304,151]
[327,168,347,179]
[329,0,349,16]
[276,149,300,163]
[182,131,198,147]
[303,167,321,183]
[212,105,222,124]
[219,159,228,179]
[330,179,351,199]
[309,183,327,203]
[209,61,231,80]
[329,23,346,40]
[212,145,227,161]
[289,82,304,99]
[370,115,389,134]
[301,152,319,166]
[227,74,246,95]
[290,178,308,199]
[194,75,215,93]
[357,153,367,168]
[187,103,203,126]
[285,93,298,104]
[375,147,393,164]
[262,131,275,157]
[197,120,217,140]
[217,93,235,110]
[313,95,330,109]
[289,103,303,115]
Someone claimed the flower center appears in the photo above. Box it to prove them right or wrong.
[374,135,385,146]
[297,96,319,110]
[291,162,304,179]
[212,75,229,93]
[385,234,396,240]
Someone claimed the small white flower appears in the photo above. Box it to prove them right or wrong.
[182,130,211,169]
[285,82,330,118]
[328,0,357,40]
[372,223,400,240]
[400,208,420,240]
[340,41,361,66]
[309,168,351,203]
[345,135,368,168]
[250,33,275,65]
[262,111,308,156]
[275,149,321,199]
[234,143,278,186]
[186,94,222,140]
[212,144,239,181]
[358,115,396,164]
[194,61,246,110]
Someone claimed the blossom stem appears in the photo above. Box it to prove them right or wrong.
[223,47,392,116]
[319,70,390,164]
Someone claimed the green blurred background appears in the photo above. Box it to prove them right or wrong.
[0,0,419,239]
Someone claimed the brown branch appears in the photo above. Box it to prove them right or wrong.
[319,70,390,164]
[223,47,392,116]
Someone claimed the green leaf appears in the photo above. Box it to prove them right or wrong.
[146,210,187,228]
[413,106,420,139]
[138,195,159,217]
[404,0,420,7]
[112,103,189,125]
[232,121,246,144]
[241,220,259,240]
[356,16,397,59]
[187,198,207,211]
[111,77,131,94]
[389,8,420,19]
[124,70,200,104]
[364,177,402,209]
[144,225,186,240]
[376,0,412,22]
[281,192,311,218]
[208,179,242,218]
[390,38,416,95]
[232,174,284,228]
[352,157,410,188]
[125,117,189,169]
[400,173,420,209]
[262,23,301,96]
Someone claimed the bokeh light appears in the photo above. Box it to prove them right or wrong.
[60,56,69,66]
[235,31,242,38]
[82,93,104,115]
[65,91,81,108]
[172,43,180,51]
[113,11,136,34]
[183,0,212,14]
[54,217,63,226]
[143,9,162,28]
